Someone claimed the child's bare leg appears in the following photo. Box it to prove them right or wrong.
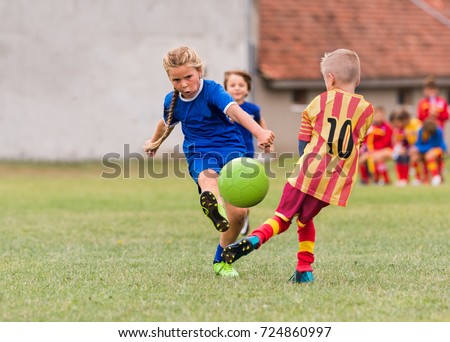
[221,202,247,247]
[198,170,245,276]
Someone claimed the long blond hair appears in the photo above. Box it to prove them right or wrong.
[148,47,205,150]
[146,89,179,150]
[162,46,205,74]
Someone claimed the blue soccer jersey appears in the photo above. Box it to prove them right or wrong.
[415,126,447,154]
[163,79,247,183]
[234,101,261,157]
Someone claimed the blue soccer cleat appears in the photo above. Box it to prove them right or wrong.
[289,270,314,283]
[222,236,259,264]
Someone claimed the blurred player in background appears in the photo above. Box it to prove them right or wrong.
[410,119,447,186]
[390,108,422,186]
[418,76,449,129]
[417,76,448,179]
[359,106,393,185]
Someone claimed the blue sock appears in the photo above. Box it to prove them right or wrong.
[213,244,224,264]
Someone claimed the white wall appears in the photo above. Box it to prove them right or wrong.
[0,0,250,160]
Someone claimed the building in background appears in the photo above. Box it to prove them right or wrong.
[0,0,252,160]
[1,0,449,160]
[254,0,450,152]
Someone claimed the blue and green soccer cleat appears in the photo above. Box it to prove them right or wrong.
[221,236,259,264]
[213,261,239,277]
[200,191,229,232]
[289,270,314,283]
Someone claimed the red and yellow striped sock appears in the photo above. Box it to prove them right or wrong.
[296,219,315,272]
[250,215,291,247]
[412,161,422,182]
[426,159,439,177]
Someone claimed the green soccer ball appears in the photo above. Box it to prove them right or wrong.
[218,157,269,208]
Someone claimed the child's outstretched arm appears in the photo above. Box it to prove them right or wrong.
[143,119,174,157]
[258,117,275,152]
[226,104,275,151]
[258,117,268,130]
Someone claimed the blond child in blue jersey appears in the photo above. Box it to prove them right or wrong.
[143,46,275,277]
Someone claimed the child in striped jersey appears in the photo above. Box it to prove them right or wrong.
[359,106,393,185]
[390,108,422,186]
[222,49,374,283]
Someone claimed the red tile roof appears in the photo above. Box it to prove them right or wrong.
[258,0,450,83]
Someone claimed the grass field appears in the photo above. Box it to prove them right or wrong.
[0,159,449,322]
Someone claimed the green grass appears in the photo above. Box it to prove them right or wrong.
[0,160,449,322]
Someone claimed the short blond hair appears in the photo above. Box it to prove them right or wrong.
[320,49,360,85]
[162,46,205,75]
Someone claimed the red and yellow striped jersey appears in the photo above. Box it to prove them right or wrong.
[365,121,393,151]
[288,89,374,206]
[393,118,422,147]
